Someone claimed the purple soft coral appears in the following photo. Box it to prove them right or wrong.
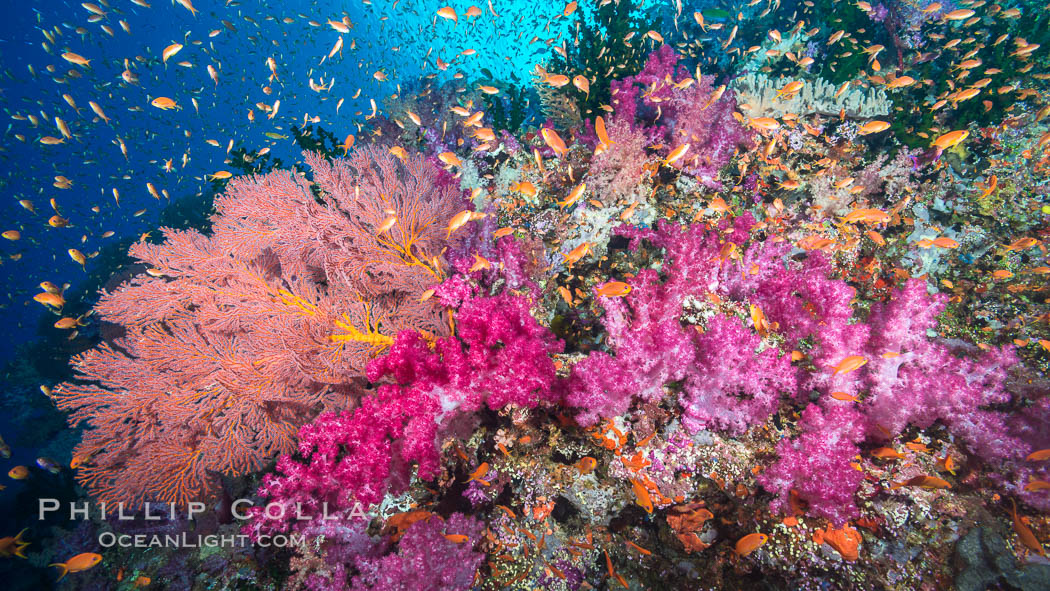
[568,219,1021,523]
[351,514,484,591]
[610,45,752,189]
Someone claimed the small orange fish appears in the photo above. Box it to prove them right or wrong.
[562,242,593,266]
[572,75,589,95]
[558,286,574,307]
[604,549,629,588]
[933,130,968,150]
[595,116,612,147]
[375,216,398,235]
[0,529,30,558]
[1026,449,1050,461]
[1023,480,1050,492]
[465,462,489,484]
[446,210,473,238]
[663,143,691,166]
[858,120,891,135]
[50,552,102,581]
[891,475,951,490]
[576,457,597,474]
[1011,499,1046,557]
[832,355,868,376]
[437,152,462,167]
[943,8,975,20]
[150,97,178,110]
[1005,237,1040,251]
[33,292,65,309]
[749,117,780,131]
[596,281,631,298]
[541,127,568,157]
[557,183,586,208]
[630,478,653,513]
[436,6,458,23]
[936,455,957,475]
[841,208,890,224]
[735,533,769,556]
[444,534,469,544]
[512,181,538,198]
[7,466,29,480]
[468,254,491,273]
[870,447,905,460]
[830,391,861,402]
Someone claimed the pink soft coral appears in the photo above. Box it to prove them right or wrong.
[252,293,563,535]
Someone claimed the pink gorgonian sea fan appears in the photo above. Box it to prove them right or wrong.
[50,147,466,508]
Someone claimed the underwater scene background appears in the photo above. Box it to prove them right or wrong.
[0,0,1048,588]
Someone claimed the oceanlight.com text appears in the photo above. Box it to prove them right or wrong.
[97,532,305,549]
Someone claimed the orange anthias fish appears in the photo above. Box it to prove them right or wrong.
[663,143,691,166]
[562,242,593,266]
[50,552,102,581]
[749,117,780,131]
[870,447,905,460]
[595,116,613,147]
[841,208,890,224]
[446,210,474,238]
[557,183,586,208]
[0,529,29,558]
[629,478,653,513]
[465,462,490,485]
[735,533,768,556]
[1011,499,1046,557]
[891,475,951,490]
[576,456,597,474]
[151,97,178,110]
[1027,449,1050,461]
[596,281,631,297]
[35,291,65,309]
[750,304,776,337]
[541,127,568,157]
[468,254,491,272]
[832,355,868,375]
[933,130,968,151]
[859,120,891,135]
[444,534,469,544]
[436,6,458,23]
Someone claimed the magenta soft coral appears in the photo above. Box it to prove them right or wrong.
[759,404,867,526]
[367,292,564,411]
[249,381,439,537]
[253,293,563,535]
